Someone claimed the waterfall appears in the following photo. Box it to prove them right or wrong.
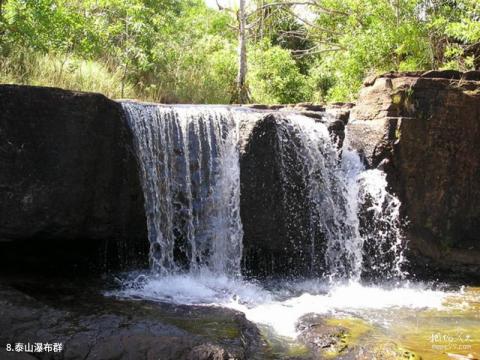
[122,103,245,275]
[274,115,406,280]
[112,106,443,345]
[356,168,406,279]
[122,103,405,280]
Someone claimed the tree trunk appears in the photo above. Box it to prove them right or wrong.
[122,12,129,99]
[235,0,249,104]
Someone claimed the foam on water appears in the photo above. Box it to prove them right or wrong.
[233,283,451,337]
[113,269,271,305]
[111,273,450,338]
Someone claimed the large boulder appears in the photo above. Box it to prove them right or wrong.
[348,71,480,279]
[240,109,349,277]
[240,114,313,277]
[0,85,148,273]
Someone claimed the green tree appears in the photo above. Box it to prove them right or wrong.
[303,0,431,101]
[427,0,480,70]
[249,40,311,103]
[1,0,478,104]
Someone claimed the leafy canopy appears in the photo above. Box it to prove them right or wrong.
[0,0,478,103]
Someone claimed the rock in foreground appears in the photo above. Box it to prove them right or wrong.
[0,278,264,360]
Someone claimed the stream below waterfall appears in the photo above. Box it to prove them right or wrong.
[108,102,480,359]
[109,272,480,359]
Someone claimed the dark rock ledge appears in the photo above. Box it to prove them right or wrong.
[0,84,149,274]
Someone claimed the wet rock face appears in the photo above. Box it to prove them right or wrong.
[239,108,349,277]
[297,315,350,357]
[296,313,421,360]
[0,85,148,272]
[240,114,313,277]
[240,112,348,277]
[0,85,341,277]
[349,71,480,278]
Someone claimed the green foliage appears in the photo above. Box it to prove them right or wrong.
[0,48,134,98]
[0,0,236,102]
[305,0,432,101]
[428,0,480,70]
[0,0,478,104]
[2,0,99,55]
[153,35,237,103]
[249,41,311,104]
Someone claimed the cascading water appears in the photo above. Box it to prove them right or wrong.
[122,104,405,279]
[356,168,406,278]
[273,115,406,280]
[122,103,246,275]
[112,106,451,343]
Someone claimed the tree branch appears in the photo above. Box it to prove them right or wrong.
[246,7,282,29]
[246,1,349,18]
[216,0,235,13]
[291,44,345,57]
[284,8,341,35]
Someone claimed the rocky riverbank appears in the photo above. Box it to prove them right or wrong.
[0,275,266,360]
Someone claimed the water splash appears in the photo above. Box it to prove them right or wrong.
[356,168,407,279]
[110,274,450,338]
